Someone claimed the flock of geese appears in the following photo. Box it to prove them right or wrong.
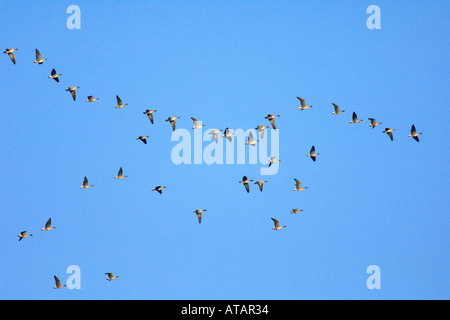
[5,46,423,290]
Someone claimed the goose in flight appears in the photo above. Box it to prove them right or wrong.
[271,218,286,230]
[306,145,320,162]
[239,176,253,193]
[65,86,80,101]
[349,112,363,123]
[143,109,157,124]
[136,136,149,144]
[265,114,280,130]
[408,124,422,142]
[382,128,395,141]
[18,231,33,241]
[86,95,100,103]
[48,68,61,82]
[254,180,268,192]
[368,118,382,129]
[245,131,259,146]
[290,208,303,214]
[166,116,180,131]
[209,129,222,143]
[293,178,308,191]
[332,103,345,114]
[222,128,234,142]
[80,176,93,189]
[297,97,313,110]
[115,95,128,108]
[4,48,18,64]
[255,125,268,139]
[105,273,119,281]
[53,276,66,289]
[268,157,281,167]
[152,186,166,194]
[191,117,205,129]
[194,209,207,224]
[33,49,47,64]
[114,167,128,179]
[41,218,56,231]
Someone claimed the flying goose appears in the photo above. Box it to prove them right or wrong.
[136,136,149,144]
[268,157,281,167]
[254,180,268,192]
[194,209,207,224]
[48,68,61,82]
[297,97,313,110]
[245,131,259,146]
[33,49,47,64]
[255,125,268,139]
[271,218,286,230]
[368,118,382,129]
[239,176,253,193]
[4,48,18,64]
[115,95,128,108]
[349,112,363,123]
[306,145,320,162]
[191,117,205,129]
[105,273,119,281]
[143,109,157,124]
[332,103,345,114]
[80,176,93,189]
[221,128,234,142]
[114,167,128,179]
[65,86,80,101]
[290,208,303,214]
[408,124,422,142]
[165,116,180,131]
[152,186,166,194]
[41,218,55,231]
[53,276,66,289]
[265,114,280,130]
[18,231,33,241]
[209,129,222,143]
[293,178,308,191]
[86,95,100,103]
[382,128,395,141]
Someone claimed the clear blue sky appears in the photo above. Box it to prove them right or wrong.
[1,0,448,300]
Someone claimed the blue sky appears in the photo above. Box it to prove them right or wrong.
[1,0,449,300]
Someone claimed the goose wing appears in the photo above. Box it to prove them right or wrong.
[35,49,41,60]
[45,218,52,229]
[116,95,122,105]
[297,97,306,107]
[271,218,280,228]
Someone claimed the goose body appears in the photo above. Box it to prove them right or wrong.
[368,118,382,129]
[222,128,234,142]
[293,178,308,191]
[33,49,47,64]
[349,112,363,123]
[41,218,56,231]
[86,96,99,103]
[105,273,119,281]
[53,275,66,289]
[268,157,281,167]
[408,124,422,142]
[80,176,93,188]
[271,218,286,230]
[254,180,268,192]
[194,209,207,224]
[239,176,253,193]
[18,231,33,241]
[136,136,149,144]
[290,208,303,214]
[152,186,166,194]
[115,95,128,108]
[297,97,313,110]
[114,167,128,179]
[209,129,222,143]
[382,128,395,141]
[306,145,320,162]
[48,68,61,82]
[191,117,205,129]
[255,125,268,139]
[65,86,80,101]
[265,114,280,130]
[165,117,180,131]
[245,131,259,146]
[143,109,157,124]
[332,103,345,114]
[4,48,18,64]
